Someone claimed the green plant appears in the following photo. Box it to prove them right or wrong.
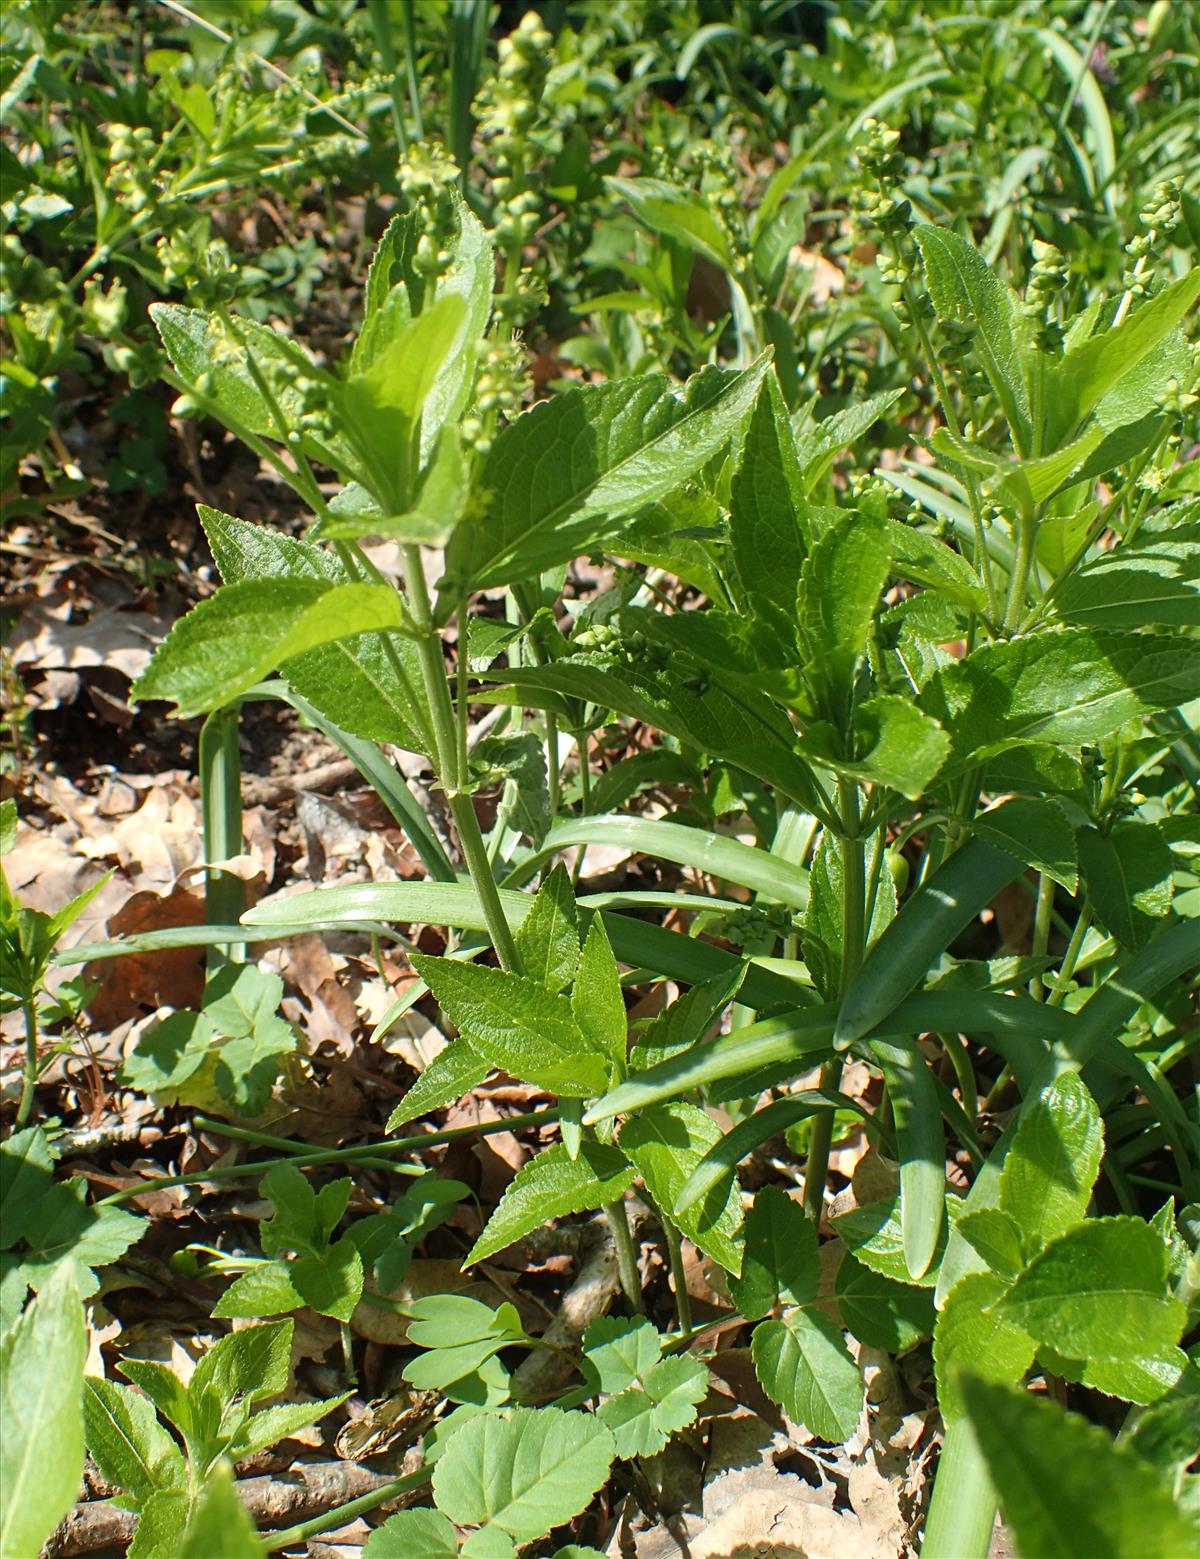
[82,1318,345,1557]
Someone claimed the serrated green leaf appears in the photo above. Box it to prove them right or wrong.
[496,654,815,806]
[729,371,809,613]
[1056,529,1200,627]
[122,1010,214,1095]
[998,1074,1103,1259]
[449,359,769,591]
[934,1271,1035,1422]
[19,1180,144,1291]
[465,1143,636,1266]
[1041,1344,1186,1407]
[913,225,1031,452]
[0,1266,86,1559]
[258,1163,346,1258]
[134,578,407,718]
[211,1260,302,1320]
[921,630,1200,771]
[190,1319,292,1410]
[338,294,466,511]
[996,1217,1187,1361]
[412,954,609,1097]
[386,1039,490,1131]
[290,1238,363,1322]
[798,511,890,715]
[619,1102,744,1274]
[177,1461,261,1559]
[1044,267,1200,449]
[83,1377,186,1508]
[1078,821,1175,949]
[596,1354,708,1457]
[751,1308,861,1441]
[606,176,737,270]
[200,509,431,754]
[0,1127,54,1252]
[432,1406,615,1543]
[513,864,578,992]
[728,1184,817,1321]
[959,1375,1200,1559]
[812,694,949,800]
[954,1208,1025,1280]
[572,917,627,1068]
[830,1195,961,1288]
[236,1393,348,1457]
[129,1488,191,1559]
[835,1255,934,1351]
[582,1317,661,1395]
[364,1509,460,1558]
[972,797,1078,892]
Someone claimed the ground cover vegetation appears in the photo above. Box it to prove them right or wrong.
[2,0,1198,1555]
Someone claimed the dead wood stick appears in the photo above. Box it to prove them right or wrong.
[45,1461,402,1557]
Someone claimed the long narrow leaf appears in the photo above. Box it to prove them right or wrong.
[513,815,809,910]
[674,1091,877,1215]
[870,1038,945,1280]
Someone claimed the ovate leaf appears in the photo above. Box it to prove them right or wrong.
[572,917,628,1068]
[797,511,890,715]
[412,954,610,1097]
[386,1039,491,1131]
[620,1102,744,1274]
[728,1184,817,1321]
[921,629,1200,771]
[83,1376,186,1508]
[133,579,406,718]
[465,1143,636,1266]
[200,509,431,754]
[959,1375,1200,1559]
[934,1271,1035,1422]
[914,225,1031,451]
[972,797,1078,892]
[996,1218,1187,1361]
[729,371,809,613]
[835,1255,934,1351]
[0,1266,86,1559]
[751,1308,861,1441]
[998,1074,1103,1258]
[513,864,578,992]
[1078,822,1175,949]
[364,1510,460,1558]
[449,359,769,590]
[432,1407,615,1543]
[177,1461,262,1559]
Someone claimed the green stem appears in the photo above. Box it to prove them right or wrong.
[98,1108,560,1205]
[1046,907,1092,1008]
[16,997,39,1128]
[261,1467,432,1552]
[661,1217,692,1334]
[604,1198,644,1313]
[199,706,245,971]
[1002,501,1038,633]
[1028,871,1055,1001]
[804,780,865,1221]
[402,546,523,974]
[922,1418,996,1559]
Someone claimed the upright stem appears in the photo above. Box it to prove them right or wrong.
[1002,502,1038,633]
[402,546,523,975]
[16,997,39,1128]
[1029,871,1055,1001]
[661,1217,693,1334]
[804,780,865,1221]
[199,706,245,971]
[604,1198,645,1314]
[922,1418,996,1559]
